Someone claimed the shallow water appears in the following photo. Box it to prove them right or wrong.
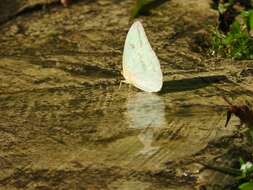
[0,56,252,189]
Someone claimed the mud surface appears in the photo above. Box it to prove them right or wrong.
[0,0,253,189]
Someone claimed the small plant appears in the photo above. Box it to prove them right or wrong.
[199,159,253,189]
[238,159,253,190]
[210,10,253,59]
[211,0,252,33]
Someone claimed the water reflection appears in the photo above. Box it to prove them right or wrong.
[126,93,166,155]
[138,128,159,156]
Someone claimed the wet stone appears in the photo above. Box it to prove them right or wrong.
[0,0,253,190]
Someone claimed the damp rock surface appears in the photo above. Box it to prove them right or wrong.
[0,0,253,189]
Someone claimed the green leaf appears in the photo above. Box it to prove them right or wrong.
[218,0,235,14]
[239,181,253,190]
[218,4,227,14]
[223,33,233,45]
[240,158,245,166]
[248,11,253,31]
[242,10,253,32]
[230,21,241,34]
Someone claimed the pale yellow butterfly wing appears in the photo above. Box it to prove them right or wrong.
[123,21,163,92]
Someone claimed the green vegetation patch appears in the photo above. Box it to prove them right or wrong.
[211,10,253,59]
[239,159,253,190]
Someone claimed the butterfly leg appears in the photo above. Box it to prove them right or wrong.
[119,80,128,89]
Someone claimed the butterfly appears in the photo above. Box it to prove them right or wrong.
[122,20,163,92]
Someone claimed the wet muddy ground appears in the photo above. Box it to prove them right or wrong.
[0,0,253,189]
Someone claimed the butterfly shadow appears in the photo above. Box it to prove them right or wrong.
[159,75,229,94]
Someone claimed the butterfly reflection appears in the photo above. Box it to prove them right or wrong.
[126,93,166,155]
